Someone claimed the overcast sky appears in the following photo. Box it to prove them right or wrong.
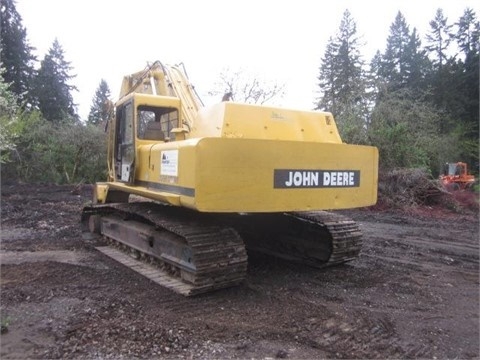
[14,0,479,121]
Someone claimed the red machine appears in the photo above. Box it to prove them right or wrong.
[440,162,476,191]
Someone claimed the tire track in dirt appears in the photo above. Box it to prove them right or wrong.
[359,220,479,270]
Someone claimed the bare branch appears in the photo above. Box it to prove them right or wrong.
[209,68,285,105]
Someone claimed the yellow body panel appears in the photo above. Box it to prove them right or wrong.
[191,102,343,144]
[104,136,378,213]
[193,138,378,212]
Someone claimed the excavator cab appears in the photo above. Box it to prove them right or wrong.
[111,93,183,184]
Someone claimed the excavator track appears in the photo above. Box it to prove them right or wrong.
[82,203,362,296]
[291,211,363,266]
[220,211,362,268]
[82,202,248,296]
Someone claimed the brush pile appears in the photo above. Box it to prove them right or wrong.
[377,168,447,208]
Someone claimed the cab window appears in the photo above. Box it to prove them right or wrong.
[137,105,179,141]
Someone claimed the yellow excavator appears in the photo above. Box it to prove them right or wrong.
[82,61,379,296]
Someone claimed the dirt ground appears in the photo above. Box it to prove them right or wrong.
[1,183,478,359]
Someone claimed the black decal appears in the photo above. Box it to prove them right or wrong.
[274,169,360,188]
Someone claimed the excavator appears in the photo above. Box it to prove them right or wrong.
[81,61,379,296]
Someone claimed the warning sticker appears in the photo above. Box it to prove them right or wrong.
[161,150,178,177]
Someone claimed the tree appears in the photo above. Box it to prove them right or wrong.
[370,20,430,103]
[0,64,19,163]
[0,0,36,108]
[368,88,444,171]
[424,7,479,150]
[315,37,338,111]
[209,68,284,105]
[315,10,370,144]
[453,8,479,131]
[367,11,453,172]
[376,12,421,91]
[403,28,431,92]
[425,8,453,70]
[454,8,480,58]
[449,8,479,166]
[88,79,113,125]
[34,38,78,122]
[2,115,108,184]
[424,10,455,133]
[372,12,433,101]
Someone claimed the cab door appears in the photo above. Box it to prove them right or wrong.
[115,101,135,183]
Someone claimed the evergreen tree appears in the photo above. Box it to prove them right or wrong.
[453,8,479,129]
[368,50,385,102]
[424,9,454,131]
[88,79,113,125]
[377,12,413,90]
[368,12,444,171]
[34,39,78,122]
[424,8,478,139]
[450,8,479,165]
[425,9,452,70]
[404,28,431,92]
[315,10,369,144]
[454,7,480,58]
[0,0,36,107]
[316,37,339,111]
[373,12,431,99]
